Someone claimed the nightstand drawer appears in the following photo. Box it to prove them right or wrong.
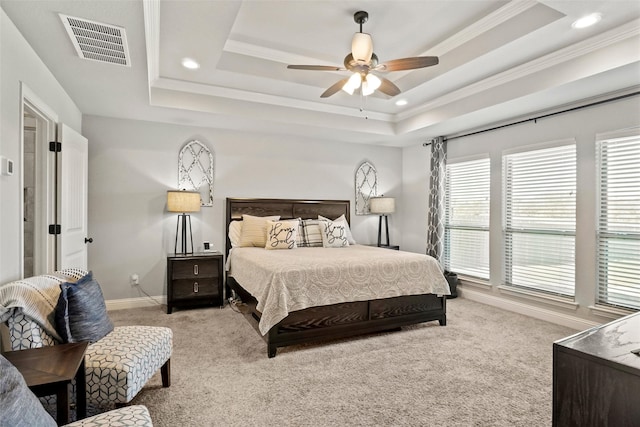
[172,278,218,299]
[171,260,219,279]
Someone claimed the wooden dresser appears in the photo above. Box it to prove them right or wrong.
[166,252,224,314]
[553,311,640,426]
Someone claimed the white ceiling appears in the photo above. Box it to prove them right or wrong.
[2,0,640,147]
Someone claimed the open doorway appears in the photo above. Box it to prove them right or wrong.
[22,110,36,277]
[22,91,58,277]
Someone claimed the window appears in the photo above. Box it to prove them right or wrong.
[597,132,640,310]
[444,158,490,279]
[503,143,576,296]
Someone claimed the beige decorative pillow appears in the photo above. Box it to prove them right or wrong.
[238,215,280,247]
[319,219,350,248]
[265,220,299,250]
[228,220,243,247]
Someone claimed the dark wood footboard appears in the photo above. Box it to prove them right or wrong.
[228,276,446,358]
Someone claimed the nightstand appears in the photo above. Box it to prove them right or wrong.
[166,252,224,314]
[366,244,400,250]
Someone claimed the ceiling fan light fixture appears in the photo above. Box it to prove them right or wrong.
[342,72,362,95]
[351,32,373,62]
[362,74,381,96]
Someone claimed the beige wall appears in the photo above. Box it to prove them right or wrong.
[0,8,82,284]
[82,115,403,300]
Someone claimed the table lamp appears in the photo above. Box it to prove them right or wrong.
[167,190,201,255]
[370,196,395,247]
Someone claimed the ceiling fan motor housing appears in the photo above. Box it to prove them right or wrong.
[344,53,378,72]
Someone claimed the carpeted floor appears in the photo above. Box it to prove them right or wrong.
[109,297,576,427]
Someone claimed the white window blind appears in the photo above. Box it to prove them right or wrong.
[503,143,576,296]
[597,134,640,310]
[444,158,490,279]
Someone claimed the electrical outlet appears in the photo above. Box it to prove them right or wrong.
[130,273,139,286]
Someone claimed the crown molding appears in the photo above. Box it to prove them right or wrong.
[427,0,541,56]
[399,18,640,121]
[143,0,160,86]
[152,77,394,122]
[224,39,340,68]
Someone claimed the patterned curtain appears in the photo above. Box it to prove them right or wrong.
[426,136,447,262]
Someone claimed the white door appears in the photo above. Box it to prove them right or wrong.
[57,124,89,270]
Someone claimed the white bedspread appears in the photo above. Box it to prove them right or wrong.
[228,245,450,335]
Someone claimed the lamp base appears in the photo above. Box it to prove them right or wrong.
[377,215,391,247]
[174,213,194,255]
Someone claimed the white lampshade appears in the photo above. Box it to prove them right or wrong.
[370,197,395,214]
[342,72,362,95]
[362,74,381,96]
[167,190,201,213]
[351,32,373,63]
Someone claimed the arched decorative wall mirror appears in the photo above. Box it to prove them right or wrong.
[178,140,214,206]
[355,161,378,215]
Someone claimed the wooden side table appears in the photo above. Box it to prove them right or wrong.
[2,341,88,425]
[167,252,224,313]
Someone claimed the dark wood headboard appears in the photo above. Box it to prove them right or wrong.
[225,198,350,255]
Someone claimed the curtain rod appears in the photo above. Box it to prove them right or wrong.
[423,90,640,146]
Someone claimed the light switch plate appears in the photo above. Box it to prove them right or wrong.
[1,157,14,176]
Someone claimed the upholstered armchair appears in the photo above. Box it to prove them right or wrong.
[0,269,172,413]
[1,353,154,426]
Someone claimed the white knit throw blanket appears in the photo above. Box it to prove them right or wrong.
[0,270,87,342]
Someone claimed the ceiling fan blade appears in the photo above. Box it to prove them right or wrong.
[377,77,401,97]
[321,78,350,98]
[378,56,439,72]
[287,65,343,71]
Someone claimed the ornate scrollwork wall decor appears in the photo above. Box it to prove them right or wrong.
[178,140,214,206]
[355,161,378,215]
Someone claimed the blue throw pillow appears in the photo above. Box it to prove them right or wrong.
[55,271,114,343]
[0,355,57,427]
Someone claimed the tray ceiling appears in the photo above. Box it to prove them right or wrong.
[2,0,639,146]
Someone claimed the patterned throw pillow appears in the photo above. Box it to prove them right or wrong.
[318,214,356,244]
[319,219,350,248]
[296,219,323,247]
[55,271,114,343]
[265,220,299,249]
[238,215,281,247]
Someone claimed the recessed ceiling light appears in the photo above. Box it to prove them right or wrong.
[572,13,601,29]
[181,58,200,70]
[395,99,408,106]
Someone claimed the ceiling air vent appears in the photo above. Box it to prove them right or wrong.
[59,14,131,67]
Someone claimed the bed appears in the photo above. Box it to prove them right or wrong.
[225,197,449,357]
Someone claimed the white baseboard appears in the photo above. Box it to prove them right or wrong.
[459,287,600,331]
[106,295,166,311]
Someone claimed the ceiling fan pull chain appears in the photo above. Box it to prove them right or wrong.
[360,91,369,120]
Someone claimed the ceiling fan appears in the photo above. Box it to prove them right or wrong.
[287,10,439,98]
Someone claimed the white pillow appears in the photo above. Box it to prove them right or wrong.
[265,220,299,250]
[318,214,356,244]
[319,219,350,248]
[296,219,323,247]
[238,214,280,247]
[228,220,243,247]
